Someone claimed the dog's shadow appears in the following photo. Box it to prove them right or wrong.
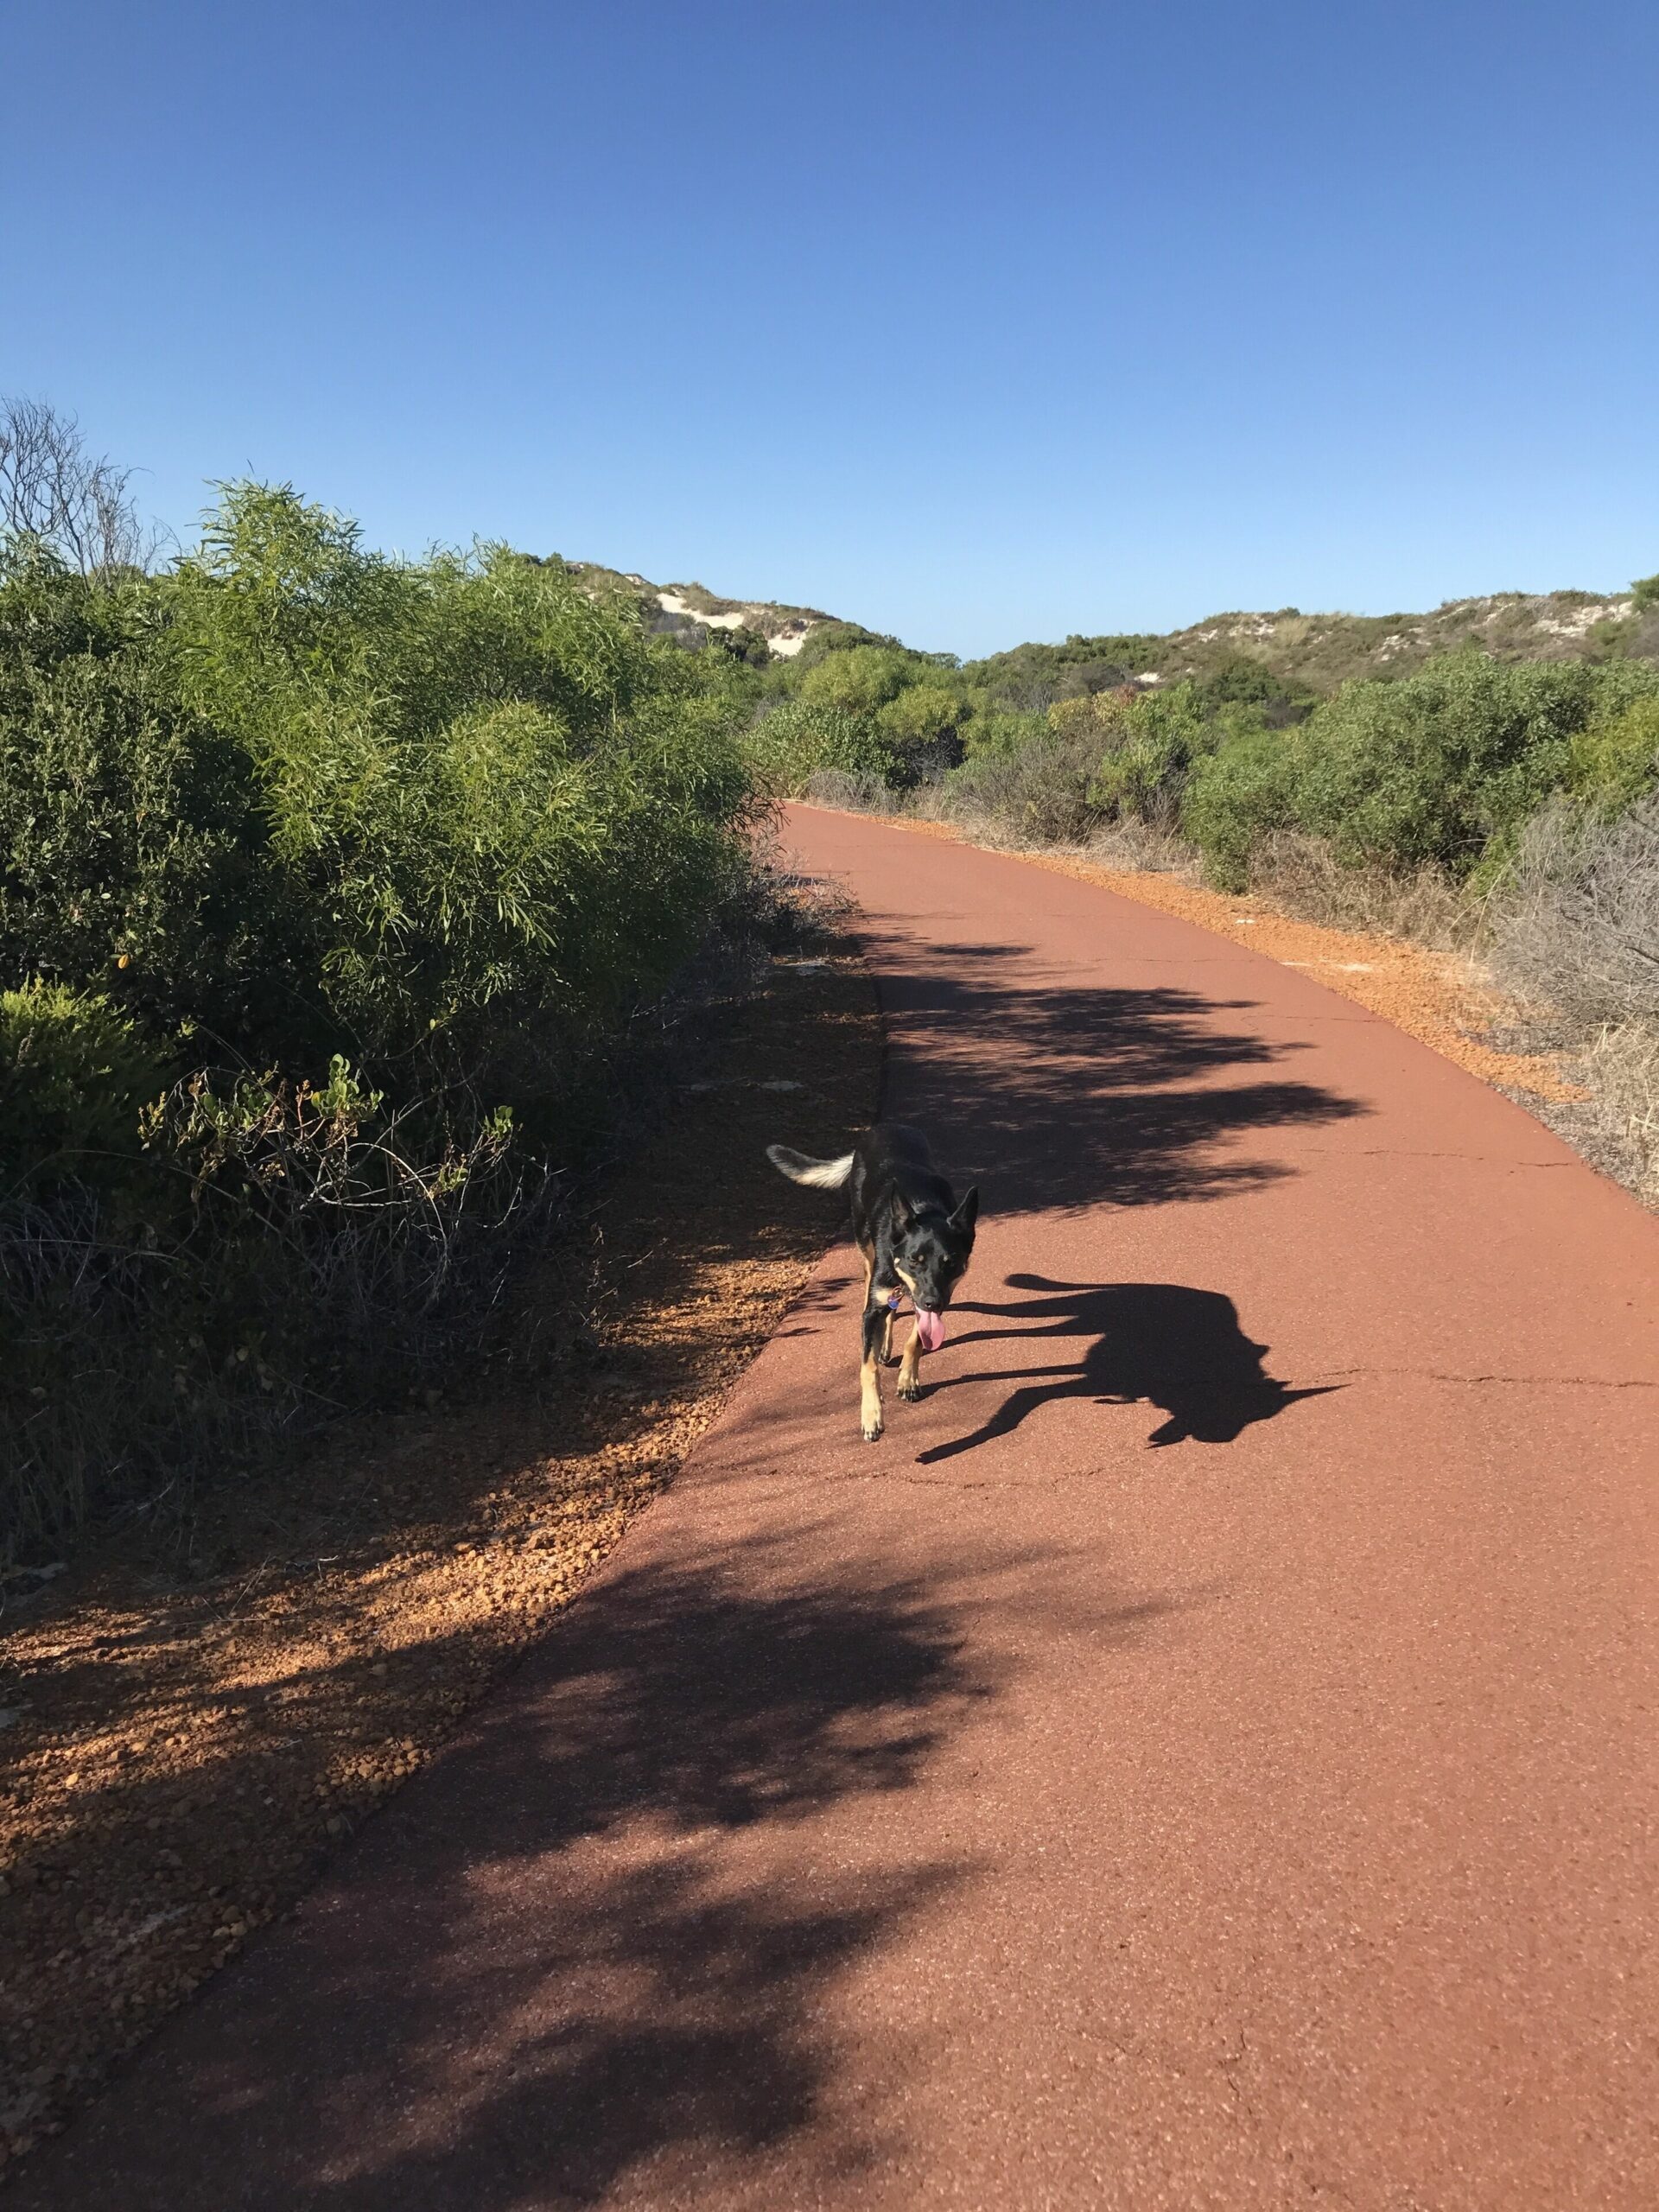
[920,1273,1336,1463]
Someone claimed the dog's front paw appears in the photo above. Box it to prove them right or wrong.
[897,1376,923,1402]
[861,1414,885,1441]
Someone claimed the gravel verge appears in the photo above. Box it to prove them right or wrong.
[0,932,880,2171]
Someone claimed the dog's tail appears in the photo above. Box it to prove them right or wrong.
[766,1143,855,1190]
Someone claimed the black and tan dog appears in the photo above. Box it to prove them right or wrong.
[768,1122,979,1440]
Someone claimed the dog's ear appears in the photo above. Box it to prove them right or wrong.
[950,1186,980,1236]
[889,1188,913,1230]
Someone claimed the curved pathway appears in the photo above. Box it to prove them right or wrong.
[17,807,1659,2210]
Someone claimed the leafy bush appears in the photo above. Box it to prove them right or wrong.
[876,679,964,751]
[1083,686,1210,829]
[957,705,1049,760]
[795,643,917,718]
[706,622,772,670]
[1181,728,1300,890]
[1179,653,1659,891]
[1,476,765,1566]
[1287,654,1659,879]
[940,724,1107,843]
[162,486,749,1078]
[0,555,292,1049]
[961,631,1162,712]
[1,488,753,1100]
[1566,694,1659,813]
[936,682,1267,855]
[1,982,168,1192]
[786,619,906,672]
[744,697,898,794]
[1187,653,1317,728]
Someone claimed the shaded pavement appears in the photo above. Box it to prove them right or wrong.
[16,809,1659,2209]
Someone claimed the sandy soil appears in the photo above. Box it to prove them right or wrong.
[0,944,881,2170]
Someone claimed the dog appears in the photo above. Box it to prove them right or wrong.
[768,1122,979,1441]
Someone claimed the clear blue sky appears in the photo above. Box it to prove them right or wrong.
[4,1,1655,657]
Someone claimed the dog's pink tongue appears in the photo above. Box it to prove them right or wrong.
[914,1307,945,1353]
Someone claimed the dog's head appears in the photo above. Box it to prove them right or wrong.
[891,1186,979,1320]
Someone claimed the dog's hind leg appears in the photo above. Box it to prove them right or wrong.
[860,1298,887,1441]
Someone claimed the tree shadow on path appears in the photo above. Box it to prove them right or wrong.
[919,1274,1338,1462]
[12,1541,1183,2212]
[857,933,1369,1216]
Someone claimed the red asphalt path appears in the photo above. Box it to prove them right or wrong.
[17,806,1659,2210]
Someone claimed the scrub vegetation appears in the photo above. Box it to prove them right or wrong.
[1,403,772,1569]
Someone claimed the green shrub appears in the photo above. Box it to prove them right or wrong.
[874,681,966,779]
[938,682,1242,849]
[1289,653,1659,878]
[961,632,1163,711]
[1178,653,1659,893]
[785,620,906,674]
[795,643,915,718]
[1188,654,1317,728]
[744,697,898,793]
[875,681,963,747]
[160,486,748,1077]
[1,487,753,1100]
[0,981,168,1191]
[957,705,1049,759]
[941,725,1105,842]
[1181,728,1299,889]
[0,558,295,1050]
[1,478,767,1567]
[1567,695,1659,813]
[1084,686,1210,829]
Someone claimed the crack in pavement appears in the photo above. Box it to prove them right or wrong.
[721,1458,1132,1498]
[1299,1146,1573,1166]
[1313,1364,1656,1390]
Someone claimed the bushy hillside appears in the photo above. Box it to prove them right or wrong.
[561,562,832,660]
[969,587,1659,707]
[563,563,1659,696]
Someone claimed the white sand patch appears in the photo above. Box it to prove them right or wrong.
[656,590,748,632]
[653,591,817,658]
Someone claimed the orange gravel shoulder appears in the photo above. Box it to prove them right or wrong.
[0,944,881,2169]
[835,809,1583,1104]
